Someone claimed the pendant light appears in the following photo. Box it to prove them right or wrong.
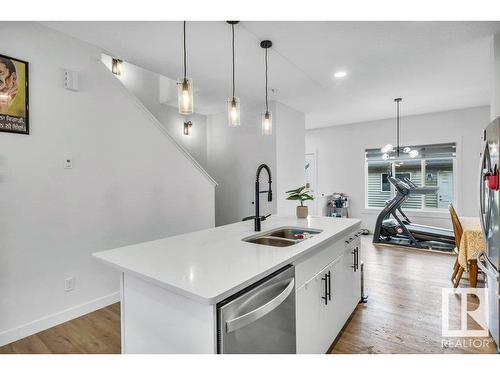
[178,21,194,115]
[381,98,419,160]
[260,40,273,136]
[227,21,240,127]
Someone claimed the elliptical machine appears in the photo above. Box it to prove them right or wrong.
[372,175,455,251]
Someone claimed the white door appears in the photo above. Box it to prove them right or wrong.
[437,171,453,208]
[305,153,319,215]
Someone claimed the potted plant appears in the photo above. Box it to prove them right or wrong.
[286,185,314,218]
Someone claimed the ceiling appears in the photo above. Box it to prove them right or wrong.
[41,21,500,129]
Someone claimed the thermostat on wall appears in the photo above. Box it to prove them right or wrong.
[64,69,79,91]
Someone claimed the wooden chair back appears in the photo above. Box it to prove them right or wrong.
[448,203,463,248]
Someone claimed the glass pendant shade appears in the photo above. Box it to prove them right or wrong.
[261,111,272,135]
[177,77,193,115]
[408,149,419,158]
[381,144,394,154]
[227,97,240,127]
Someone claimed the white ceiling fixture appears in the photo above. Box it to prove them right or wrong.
[333,71,347,78]
[41,21,500,128]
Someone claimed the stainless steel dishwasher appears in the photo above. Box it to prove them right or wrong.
[217,265,296,354]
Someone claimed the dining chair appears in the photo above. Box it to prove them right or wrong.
[449,203,464,287]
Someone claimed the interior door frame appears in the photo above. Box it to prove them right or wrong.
[305,151,318,215]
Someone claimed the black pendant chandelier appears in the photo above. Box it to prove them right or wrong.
[381,98,418,160]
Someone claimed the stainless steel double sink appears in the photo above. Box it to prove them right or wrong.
[242,227,323,247]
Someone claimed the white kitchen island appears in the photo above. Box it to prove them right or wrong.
[93,216,362,354]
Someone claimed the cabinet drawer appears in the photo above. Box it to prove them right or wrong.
[294,233,353,289]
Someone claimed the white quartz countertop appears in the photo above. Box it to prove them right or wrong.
[93,216,361,305]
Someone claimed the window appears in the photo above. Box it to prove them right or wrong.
[365,143,456,210]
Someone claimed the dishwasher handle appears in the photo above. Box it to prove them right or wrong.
[225,278,295,333]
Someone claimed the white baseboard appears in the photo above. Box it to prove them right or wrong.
[0,291,120,347]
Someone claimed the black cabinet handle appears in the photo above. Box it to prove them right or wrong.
[327,270,331,301]
[351,247,360,272]
[321,273,328,305]
[351,249,357,272]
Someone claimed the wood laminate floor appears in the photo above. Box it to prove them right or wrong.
[0,303,121,354]
[0,236,496,354]
[330,236,497,354]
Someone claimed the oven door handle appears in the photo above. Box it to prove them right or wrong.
[477,252,499,281]
[225,278,295,333]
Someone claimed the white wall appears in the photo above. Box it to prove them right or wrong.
[207,102,306,226]
[273,102,306,216]
[306,106,490,230]
[0,22,215,345]
[207,106,277,226]
[106,59,209,168]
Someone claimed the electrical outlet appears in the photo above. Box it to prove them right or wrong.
[65,277,75,292]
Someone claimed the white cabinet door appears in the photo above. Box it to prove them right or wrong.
[323,243,362,350]
[323,257,345,347]
[338,240,361,322]
[296,257,343,353]
[296,265,331,353]
[295,236,362,354]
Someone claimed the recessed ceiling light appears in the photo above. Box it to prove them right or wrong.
[334,71,347,79]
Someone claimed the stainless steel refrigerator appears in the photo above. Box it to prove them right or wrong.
[478,117,500,351]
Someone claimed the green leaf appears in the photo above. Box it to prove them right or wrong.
[286,186,305,194]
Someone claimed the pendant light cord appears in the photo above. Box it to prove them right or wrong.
[395,98,402,157]
[232,24,235,99]
[183,21,187,79]
[265,47,269,113]
[396,100,399,156]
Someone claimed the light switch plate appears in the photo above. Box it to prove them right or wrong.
[64,158,73,169]
[65,277,75,292]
